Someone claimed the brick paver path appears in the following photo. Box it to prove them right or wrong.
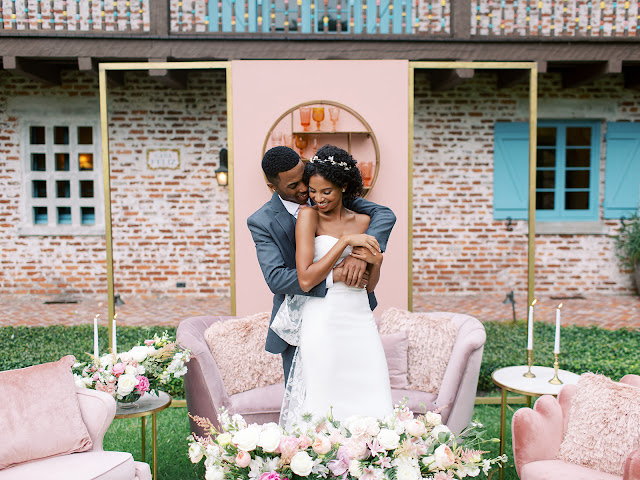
[1,293,639,329]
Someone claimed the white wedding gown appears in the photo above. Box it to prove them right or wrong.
[280,235,392,428]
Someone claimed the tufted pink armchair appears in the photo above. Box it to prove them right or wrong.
[0,388,151,480]
[511,374,640,480]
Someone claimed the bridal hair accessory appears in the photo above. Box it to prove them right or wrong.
[309,155,351,171]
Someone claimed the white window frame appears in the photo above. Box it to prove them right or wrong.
[19,117,105,236]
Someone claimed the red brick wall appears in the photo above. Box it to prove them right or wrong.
[0,70,230,300]
[412,71,640,297]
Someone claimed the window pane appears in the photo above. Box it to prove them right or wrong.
[33,207,47,224]
[566,149,590,168]
[55,153,69,171]
[81,207,95,225]
[54,126,69,145]
[31,153,46,171]
[536,149,556,167]
[538,127,556,146]
[32,180,47,198]
[566,127,591,146]
[57,206,72,224]
[566,191,589,210]
[80,180,94,198]
[56,180,71,198]
[536,170,555,189]
[77,126,93,145]
[536,191,554,210]
[30,126,45,144]
[78,153,93,171]
[566,170,590,189]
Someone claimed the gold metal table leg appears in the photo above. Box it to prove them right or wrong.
[153,412,157,480]
[526,395,532,408]
[499,388,507,480]
[141,416,146,463]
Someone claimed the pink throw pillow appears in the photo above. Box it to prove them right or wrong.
[0,355,93,469]
[557,373,640,476]
[380,332,409,389]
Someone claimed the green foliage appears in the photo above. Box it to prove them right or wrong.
[480,321,640,392]
[615,214,640,269]
[0,325,185,398]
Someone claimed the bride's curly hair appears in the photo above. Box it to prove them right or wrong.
[303,144,364,203]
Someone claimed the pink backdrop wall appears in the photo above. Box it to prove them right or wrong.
[232,60,409,315]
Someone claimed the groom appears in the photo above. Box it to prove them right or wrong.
[247,146,396,381]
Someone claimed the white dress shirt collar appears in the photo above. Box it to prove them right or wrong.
[279,195,311,218]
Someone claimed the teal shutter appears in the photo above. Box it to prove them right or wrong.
[604,122,640,219]
[493,122,529,220]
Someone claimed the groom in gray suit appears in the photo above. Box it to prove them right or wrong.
[247,146,396,381]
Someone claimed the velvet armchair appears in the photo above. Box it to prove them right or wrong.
[511,374,640,480]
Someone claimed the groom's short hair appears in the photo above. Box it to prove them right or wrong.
[262,146,300,184]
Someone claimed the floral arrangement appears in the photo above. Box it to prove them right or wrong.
[73,331,191,403]
[187,403,506,480]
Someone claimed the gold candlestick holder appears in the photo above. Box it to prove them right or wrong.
[523,349,535,378]
[549,353,563,385]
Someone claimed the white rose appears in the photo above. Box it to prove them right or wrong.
[348,460,362,478]
[124,365,138,376]
[74,374,88,389]
[258,426,281,452]
[216,433,232,446]
[365,417,381,436]
[376,428,400,450]
[430,424,451,441]
[290,451,314,476]
[130,345,149,363]
[346,416,369,437]
[396,465,420,480]
[434,444,455,469]
[116,374,137,397]
[189,443,205,463]
[136,364,146,375]
[425,411,442,426]
[205,466,225,480]
[405,419,426,437]
[233,426,260,451]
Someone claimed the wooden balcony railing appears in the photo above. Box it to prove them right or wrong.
[0,0,637,38]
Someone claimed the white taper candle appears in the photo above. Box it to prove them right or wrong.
[527,299,537,350]
[93,314,100,360]
[554,303,563,354]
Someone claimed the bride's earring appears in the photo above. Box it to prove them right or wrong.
[342,188,346,192]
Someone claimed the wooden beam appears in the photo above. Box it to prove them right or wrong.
[2,56,61,86]
[560,61,610,88]
[497,69,529,89]
[149,0,169,36]
[78,57,124,86]
[451,0,471,40]
[147,58,188,89]
[429,68,474,91]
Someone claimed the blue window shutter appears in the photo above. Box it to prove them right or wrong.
[493,122,529,220]
[604,122,640,219]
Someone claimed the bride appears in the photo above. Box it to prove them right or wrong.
[280,145,393,428]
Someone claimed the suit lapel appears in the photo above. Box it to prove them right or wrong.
[270,193,296,248]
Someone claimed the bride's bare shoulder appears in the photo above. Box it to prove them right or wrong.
[297,206,319,221]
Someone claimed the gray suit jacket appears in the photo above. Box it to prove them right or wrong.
[247,192,396,354]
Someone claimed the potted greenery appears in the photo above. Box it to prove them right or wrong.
[615,214,640,294]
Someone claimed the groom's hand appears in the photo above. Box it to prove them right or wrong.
[334,255,369,288]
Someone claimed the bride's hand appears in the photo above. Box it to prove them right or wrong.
[342,234,380,256]
[350,246,383,265]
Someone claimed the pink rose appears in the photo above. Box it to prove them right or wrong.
[312,434,331,455]
[145,339,155,346]
[279,436,299,462]
[298,435,312,450]
[112,363,126,376]
[236,450,252,468]
[433,473,454,480]
[135,375,150,393]
[259,472,282,480]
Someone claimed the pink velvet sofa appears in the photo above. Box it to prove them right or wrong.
[511,374,640,480]
[178,312,486,438]
[0,388,151,480]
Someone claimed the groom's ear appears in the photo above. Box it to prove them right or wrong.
[266,181,276,192]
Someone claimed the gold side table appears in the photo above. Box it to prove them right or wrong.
[115,391,172,480]
[491,366,579,480]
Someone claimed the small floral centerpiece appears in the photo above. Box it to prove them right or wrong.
[73,331,191,403]
[187,403,506,480]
